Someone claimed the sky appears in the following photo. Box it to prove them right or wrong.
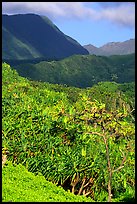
[2,2,135,47]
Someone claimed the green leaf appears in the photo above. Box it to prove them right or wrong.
[82,147,86,157]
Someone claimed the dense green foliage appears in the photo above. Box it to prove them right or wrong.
[2,63,135,202]
[86,81,135,114]
[3,162,93,202]
[13,53,135,88]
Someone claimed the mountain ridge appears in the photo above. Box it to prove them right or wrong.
[2,13,88,60]
[84,39,135,56]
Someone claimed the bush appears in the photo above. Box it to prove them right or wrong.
[2,162,93,202]
[2,63,135,202]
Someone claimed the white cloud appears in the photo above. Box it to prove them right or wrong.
[2,2,135,28]
[2,2,87,18]
[98,3,135,28]
[97,2,134,8]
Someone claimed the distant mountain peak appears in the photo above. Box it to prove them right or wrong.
[84,39,135,56]
[101,41,120,46]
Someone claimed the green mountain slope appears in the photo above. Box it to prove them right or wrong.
[2,14,88,60]
[13,53,135,88]
[2,26,42,60]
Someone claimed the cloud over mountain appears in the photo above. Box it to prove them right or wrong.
[2,2,135,28]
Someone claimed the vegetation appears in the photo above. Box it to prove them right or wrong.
[2,63,135,202]
[12,53,135,88]
[3,162,93,202]
[86,81,135,115]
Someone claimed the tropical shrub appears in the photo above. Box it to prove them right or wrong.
[2,63,135,201]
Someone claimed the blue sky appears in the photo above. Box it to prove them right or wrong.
[2,2,135,47]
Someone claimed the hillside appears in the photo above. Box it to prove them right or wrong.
[2,162,93,202]
[12,53,135,88]
[2,63,135,202]
[2,14,88,60]
[84,39,135,56]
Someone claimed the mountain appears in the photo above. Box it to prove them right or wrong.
[84,39,135,56]
[13,53,135,88]
[2,14,88,60]
[82,44,104,56]
[100,39,135,55]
